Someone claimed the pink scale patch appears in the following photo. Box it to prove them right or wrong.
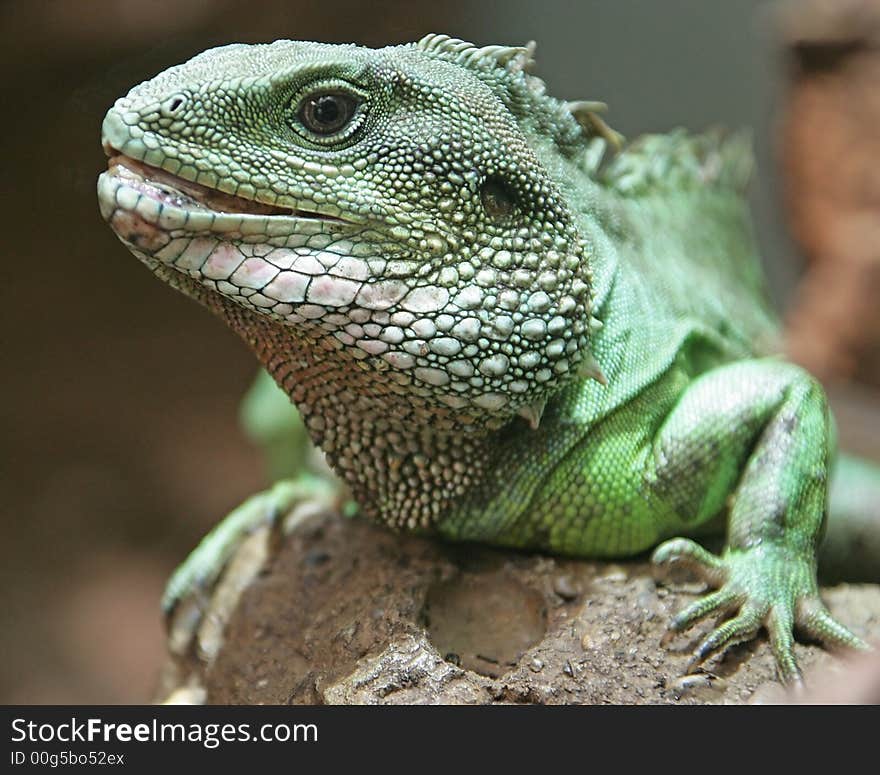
[202,242,243,280]
[307,276,361,307]
[263,271,310,303]
[230,257,280,289]
[355,280,408,310]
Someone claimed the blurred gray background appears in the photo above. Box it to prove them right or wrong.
[0,0,807,702]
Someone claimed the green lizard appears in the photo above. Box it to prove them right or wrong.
[97,35,878,685]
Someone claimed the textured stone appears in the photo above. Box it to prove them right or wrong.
[157,509,880,705]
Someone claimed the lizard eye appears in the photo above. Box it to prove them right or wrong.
[296,90,360,136]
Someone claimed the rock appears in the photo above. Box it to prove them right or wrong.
[157,510,880,705]
[552,574,581,601]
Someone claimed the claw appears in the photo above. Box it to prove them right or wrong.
[652,537,727,587]
[167,595,205,657]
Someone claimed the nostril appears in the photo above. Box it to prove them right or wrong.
[161,94,187,116]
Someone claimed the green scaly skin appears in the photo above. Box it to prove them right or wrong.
[97,35,876,684]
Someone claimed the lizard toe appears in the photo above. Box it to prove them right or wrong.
[671,588,740,632]
[691,605,763,665]
[796,597,871,653]
[652,537,727,587]
[164,476,340,664]
[766,604,802,685]
[659,540,868,685]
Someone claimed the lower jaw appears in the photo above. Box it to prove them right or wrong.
[105,206,172,256]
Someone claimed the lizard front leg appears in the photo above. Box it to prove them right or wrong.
[164,476,344,664]
[163,371,348,667]
[648,358,869,683]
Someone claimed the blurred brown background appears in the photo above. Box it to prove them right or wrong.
[1,0,877,703]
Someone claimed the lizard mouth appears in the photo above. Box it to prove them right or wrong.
[107,155,290,216]
[98,152,354,252]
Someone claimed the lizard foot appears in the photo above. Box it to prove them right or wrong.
[164,476,342,666]
[652,537,870,684]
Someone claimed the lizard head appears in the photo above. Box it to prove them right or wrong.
[98,35,605,434]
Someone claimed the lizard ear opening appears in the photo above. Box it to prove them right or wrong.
[480,176,517,221]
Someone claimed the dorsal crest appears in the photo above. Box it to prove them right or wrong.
[414,34,622,170]
[416,34,537,76]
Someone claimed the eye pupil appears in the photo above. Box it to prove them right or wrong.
[297,90,358,136]
[313,95,340,125]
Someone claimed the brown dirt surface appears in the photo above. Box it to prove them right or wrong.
[157,509,880,705]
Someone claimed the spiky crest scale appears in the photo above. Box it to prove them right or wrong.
[415,33,620,168]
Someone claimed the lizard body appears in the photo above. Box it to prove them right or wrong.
[97,36,877,683]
